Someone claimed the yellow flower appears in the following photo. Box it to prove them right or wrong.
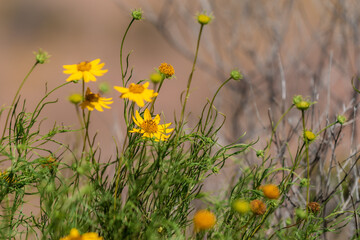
[80,88,113,112]
[260,184,280,199]
[63,59,108,82]
[193,209,216,232]
[130,109,173,141]
[114,82,158,107]
[60,228,103,240]
[158,63,175,78]
[304,130,316,142]
[250,199,266,215]
[232,199,251,214]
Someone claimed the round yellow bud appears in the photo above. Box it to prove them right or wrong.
[295,101,310,110]
[197,14,212,25]
[150,72,163,83]
[232,199,250,214]
[304,130,316,142]
[68,93,83,105]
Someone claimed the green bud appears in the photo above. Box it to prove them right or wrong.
[295,208,307,219]
[34,48,50,64]
[150,72,163,84]
[337,115,346,125]
[285,218,292,225]
[132,9,143,20]
[230,70,243,81]
[99,82,111,94]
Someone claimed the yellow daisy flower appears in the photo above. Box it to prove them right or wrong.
[114,82,158,107]
[130,109,173,141]
[80,88,113,112]
[63,59,108,82]
[60,228,103,240]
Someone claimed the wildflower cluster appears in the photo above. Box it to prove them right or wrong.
[0,7,357,240]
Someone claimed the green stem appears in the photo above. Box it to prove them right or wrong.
[204,77,232,125]
[1,62,38,142]
[120,18,135,86]
[179,24,204,127]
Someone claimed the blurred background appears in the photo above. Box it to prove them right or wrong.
[1,0,360,238]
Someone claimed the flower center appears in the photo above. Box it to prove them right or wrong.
[77,61,92,72]
[85,93,100,103]
[129,84,145,94]
[141,120,158,133]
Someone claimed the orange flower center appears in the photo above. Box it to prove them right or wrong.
[129,84,145,94]
[141,120,158,133]
[77,61,92,72]
[85,92,100,103]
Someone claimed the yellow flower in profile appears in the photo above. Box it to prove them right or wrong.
[260,184,280,199]
[80,88,113,112]
[193,209,216,232]
[130,109,173,141]
[60,228,103,240]
[114,82,158,107]
[232,199,251,214]
[63,59,108,82]
[158,63,175,78]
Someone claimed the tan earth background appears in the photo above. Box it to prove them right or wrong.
[1,0,360,239]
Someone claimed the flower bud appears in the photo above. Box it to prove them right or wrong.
[230,70,243,81]
[304,130,316,142]
[197,12,213,25]
[295,208,307,219]
[34,49,50,64]
[232,199,251,214]
[131,9,143,20]
[99,82,111,94]
[337,115,346,125]
[68,93,83,105]
[150,72,163,84]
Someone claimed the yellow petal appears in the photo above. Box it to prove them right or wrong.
[90,59,101,66]
[143,81,149,88]
[144,109,152,120]
[66,72,83,82]
[114,86,129,93]
[135,110,144,125]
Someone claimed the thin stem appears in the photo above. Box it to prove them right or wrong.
[1,62,38,142]
[120,18,135,86]
[179,24,204,126]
